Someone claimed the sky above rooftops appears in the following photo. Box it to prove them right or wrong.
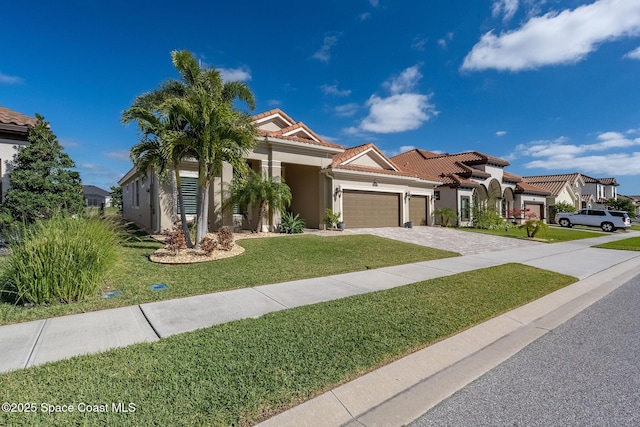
[2,0,640,194]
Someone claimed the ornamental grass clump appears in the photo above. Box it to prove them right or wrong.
[1,216,120,305]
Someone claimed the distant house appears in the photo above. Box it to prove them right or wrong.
[619,195,640,216]
[583,176,619,208]
[391,150,550,226]
[83,185,112,208]
[0,106,36,200]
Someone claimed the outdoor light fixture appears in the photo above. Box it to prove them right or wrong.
[405,191,411,200]
[373,179,378,187]
[334,186,343,198]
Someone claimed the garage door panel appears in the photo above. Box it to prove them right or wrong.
[409,196,428,225]
[524,203,542,220]
[343,191,400,228]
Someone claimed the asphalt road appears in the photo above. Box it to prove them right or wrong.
[411,273,640,427]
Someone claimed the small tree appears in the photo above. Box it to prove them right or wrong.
[1,114,84,226]
[604,197,636,217]
[434,207,457,227]
[110,186,123,211]
[226,171,292,233]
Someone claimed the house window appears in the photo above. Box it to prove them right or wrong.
[177,177,198,215]
[461,197,470,221]
[135,180,140,208]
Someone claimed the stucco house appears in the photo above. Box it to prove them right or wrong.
[522,173,620,216]
[83,185,112,208]
[391,149,550,226]
[119,109,443,233]
[0,106,37,201]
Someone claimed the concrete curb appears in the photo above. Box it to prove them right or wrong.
[257,257,640,427]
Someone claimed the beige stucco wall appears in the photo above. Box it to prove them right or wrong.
[283,163,321,229]
[0,139,27,200]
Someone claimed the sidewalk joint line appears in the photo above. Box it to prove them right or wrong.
[137,305,162,339]
[250,287,291,309]
[24,319,47,368]
[329,390,365,426]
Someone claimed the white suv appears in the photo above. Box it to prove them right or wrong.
[555,209,631,232]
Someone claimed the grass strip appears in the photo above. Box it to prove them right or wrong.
[593,236,640,251]
[459,226,605,242]
[0,234,458,325]
[0,263,576,426]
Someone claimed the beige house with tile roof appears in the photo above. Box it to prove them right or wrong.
[392,149,550,226]
[0,106,37,200]
[120,109,443,232]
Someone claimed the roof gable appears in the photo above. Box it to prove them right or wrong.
[252,109,344,149]
[333,143,398,171]
[0,106,37,127]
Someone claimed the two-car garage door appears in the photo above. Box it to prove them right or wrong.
[342,190,400,228]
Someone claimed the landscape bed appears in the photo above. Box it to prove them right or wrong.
[0,263,577,426]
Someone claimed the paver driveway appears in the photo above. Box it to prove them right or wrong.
[350,226,543,255]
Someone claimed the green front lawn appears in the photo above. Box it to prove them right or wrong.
[0,234,458,325]
[460,225,606,242]
[0,263,576,427]
[593,236,640,251]
[631,225,640,231]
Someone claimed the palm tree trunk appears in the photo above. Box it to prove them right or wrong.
[174,168,193,248]
[194,162,209,248]
[254,200,267,233]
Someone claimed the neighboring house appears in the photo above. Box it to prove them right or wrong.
[391,149,550,226]
[83,185,112,208]
[119,109,443,233]
[583,176,619,208]
[0,106,36,201]
[522,173,585,221]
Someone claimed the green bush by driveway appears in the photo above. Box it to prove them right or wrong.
[0,263,576,427]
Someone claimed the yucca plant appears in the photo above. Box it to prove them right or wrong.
[279,211,306,234]
[1,215,120,305]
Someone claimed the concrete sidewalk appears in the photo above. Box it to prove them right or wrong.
[1,231,638,387]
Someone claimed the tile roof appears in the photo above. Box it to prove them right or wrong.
[253,109,345,149]
[598,177,619,186]
[521,180,568,196]
[522,173,583,183]
[0,106,37,126]
[581,194,594,202]
[515,181,552,195]
[328,143,441,183]
[502,171,522,183]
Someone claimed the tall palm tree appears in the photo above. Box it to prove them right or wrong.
[226,171,292,233]
[164,50,257,246]
[122,85,195,247]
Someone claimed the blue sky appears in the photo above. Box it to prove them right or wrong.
[2,0,640,194]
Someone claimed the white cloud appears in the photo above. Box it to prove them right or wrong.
[492,0,520,22]
[385,145,417,157]
[526,152,640,175]
[360,93,436,133]
[349,65,437,134]
[437,32,454,49]
[624,46,640,59]
[385,66,422,94]
[334,103,360,117]
[312,35,339,63]
[0,71,24,84]
[321,84,351,96]
[59,138,81,148]
[411,37,427,51]
[267,99,282,107]
[463,0,640,71]
[369,0,379,7]
[496,131,508,136]
[512,131,640,177]
[219,67,251,82]
[358,12,371,21]
[104,150,131,162]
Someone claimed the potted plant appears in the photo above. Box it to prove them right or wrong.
[337,221,345,231]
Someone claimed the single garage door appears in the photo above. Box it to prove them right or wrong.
[524,203,543,220]
[409,196,428,225]
[343,190,400,228]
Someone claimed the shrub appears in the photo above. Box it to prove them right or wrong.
[434,207,457,227]
[520,219,548,238]
[162,222,187,254]
[554,202,576,213]
[199,236,218,255]
[473,205,506,230]
[279,212,305,234]
[323,209,341,229]
[1,216,120,305]
[217,226,234,251]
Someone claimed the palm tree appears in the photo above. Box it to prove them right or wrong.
[122,84,195,247]
[226,171,292,233]
[163,50,257,246]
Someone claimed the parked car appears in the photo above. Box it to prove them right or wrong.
[555,209,631,232]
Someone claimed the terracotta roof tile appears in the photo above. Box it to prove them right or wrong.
[522,173,583,184]
[0,106,37,126]
[598,177,618,186]
[252,109,344,149]
[515,181,552,195]
[502,171,522,183]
